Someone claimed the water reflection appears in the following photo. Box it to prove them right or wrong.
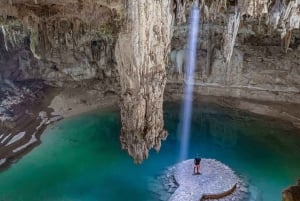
[166,102,300,157]
[0,103,299,201]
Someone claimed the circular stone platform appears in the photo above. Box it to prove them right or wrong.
[169,159,238,201]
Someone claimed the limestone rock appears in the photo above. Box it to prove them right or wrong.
[238,0,269,17]
[283,179,300,201]
[0,0,122,85]
[0,0,123,169]
[115,0,173,163]
[174,0,187,25]
[167,0,300,104]
[222,12,241,64]
[0,0,300,169]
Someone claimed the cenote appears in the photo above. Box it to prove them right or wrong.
[0,102,299,201]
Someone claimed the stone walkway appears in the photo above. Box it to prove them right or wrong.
[169,159,238,201]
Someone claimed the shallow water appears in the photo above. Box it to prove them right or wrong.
[0,102,299,201]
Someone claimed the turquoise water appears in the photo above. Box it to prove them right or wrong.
[0,102,299,201]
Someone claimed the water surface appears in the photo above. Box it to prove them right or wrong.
[0,102,299,201]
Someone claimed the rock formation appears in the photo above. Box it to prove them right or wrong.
[0,0,122,86]
[0,0,300,165]
[167,0,300,105]
[0,0,122,168]
[282,179,300,201]
[115,0,173,163]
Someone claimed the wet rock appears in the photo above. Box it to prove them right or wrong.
[147,166,179,201]
[164,159,250,201]
[283,179,300,201]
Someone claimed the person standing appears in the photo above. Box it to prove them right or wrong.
[194,155,201,175]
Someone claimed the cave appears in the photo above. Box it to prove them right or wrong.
[0,0,300,201]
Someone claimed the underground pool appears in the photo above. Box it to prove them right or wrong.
[0,102,299,201]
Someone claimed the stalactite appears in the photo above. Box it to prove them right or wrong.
[222,12,240,64]
[238,0,269,17]
[209,0,227,20]
[268,0,285,30]
[175,0,186,25]
[200,0,209,21]
[205,22,213,76]
[116,0,173,163]
[282,29,292,52]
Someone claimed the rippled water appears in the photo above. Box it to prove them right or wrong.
[0,102,299,201]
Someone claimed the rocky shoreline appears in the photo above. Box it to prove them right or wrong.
[1,85,300,171]
[0,84,299,201]
[0,84,119,171]
[283,179,300,201]
[165,85,300,130]
[1,0,300,167]
[199,96,300,130]
[148,159,257,201]
[148,166,179,201]
[0,83,61,171]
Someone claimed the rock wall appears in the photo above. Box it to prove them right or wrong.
[0,0,300,165]
[0,0,122,168]
[115,0,173,163]
[167,0,300,104]
[282,179,300,201]
[0,0,122,123]
[0,0,122,86]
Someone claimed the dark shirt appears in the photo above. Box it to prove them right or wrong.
[194,157,201,165]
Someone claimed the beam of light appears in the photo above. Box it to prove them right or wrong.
[179,5,200,161]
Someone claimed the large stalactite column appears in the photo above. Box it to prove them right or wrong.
[115,0,173,163]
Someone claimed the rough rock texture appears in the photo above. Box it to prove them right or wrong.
[0,84,62,170]
[0,0,300,166]
[0,1,122,85]
[0,0,122,168]
[148,166,179,201]
[49,86,118,118]
[167,0,300,105]
[168,159,244,201]
[148,163,253,201]
[0,0,122,113]
[115,0,173,163]
[283,179,300,201]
